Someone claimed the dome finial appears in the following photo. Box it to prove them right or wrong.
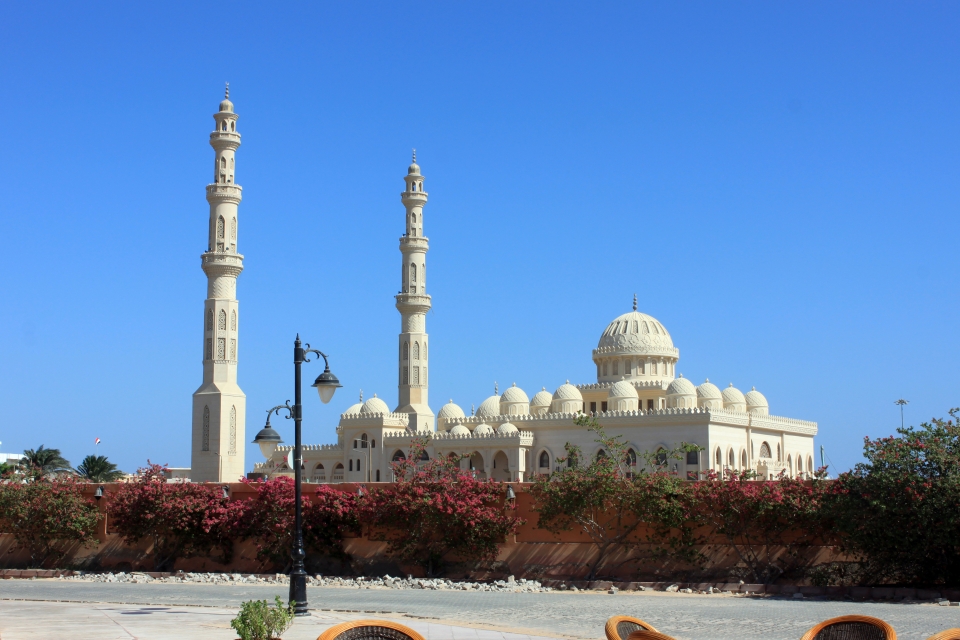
[633,293,637,311]
[494,381,498,395]
[412,148,416,163]
[471,404,475,415]
[359,389,363,402]
[225,82,229,99]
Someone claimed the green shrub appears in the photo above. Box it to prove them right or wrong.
[230,596,294,640]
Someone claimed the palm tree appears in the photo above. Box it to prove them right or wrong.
[76,455,124,482]
[20,445,73,477]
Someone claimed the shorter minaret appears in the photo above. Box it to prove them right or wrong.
[394,151,435,431]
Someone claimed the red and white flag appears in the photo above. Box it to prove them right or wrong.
[95,438,101,445]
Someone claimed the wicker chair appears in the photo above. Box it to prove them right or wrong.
[605,615,660,640]
[318,620,426,640]
[625,631,677,640]
[799,615,896,640]
[926,630,960,640]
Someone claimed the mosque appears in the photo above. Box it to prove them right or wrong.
[187,91,818,484]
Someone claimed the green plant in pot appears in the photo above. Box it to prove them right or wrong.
[231,596,295,640]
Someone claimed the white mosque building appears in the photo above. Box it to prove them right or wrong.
[185,91,817,484]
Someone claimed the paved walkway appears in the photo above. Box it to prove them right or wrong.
[1,581,958,639]
[0,600,557,640]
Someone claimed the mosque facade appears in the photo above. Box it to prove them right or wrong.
[250,152,819,484]
[183,92,817,483]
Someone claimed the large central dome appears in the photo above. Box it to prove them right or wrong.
[597,310,677,357]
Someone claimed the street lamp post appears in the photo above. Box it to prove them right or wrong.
[252,335,340,616]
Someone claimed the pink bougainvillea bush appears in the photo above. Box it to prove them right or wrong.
[107,463,240,571]
[360,437,523,577]
[0,476,100,568]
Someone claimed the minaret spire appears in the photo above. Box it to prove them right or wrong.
[191,88,247,482]
[394,152,434,431]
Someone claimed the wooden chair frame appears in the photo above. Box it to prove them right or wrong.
[926,630,960,640]
[799,615,896,640]
[318,620,426,640]
[605,616,660,640]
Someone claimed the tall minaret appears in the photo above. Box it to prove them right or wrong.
[394,151,435,432]
[191,85,247,482]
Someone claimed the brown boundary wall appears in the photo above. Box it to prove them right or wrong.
[0,482,847,583]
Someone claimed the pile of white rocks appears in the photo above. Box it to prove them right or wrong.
[60,572,552,592]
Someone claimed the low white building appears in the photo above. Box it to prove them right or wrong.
[251,156,818,483]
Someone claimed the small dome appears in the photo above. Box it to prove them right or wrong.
[745,387,769,414]
[666,375,696,396]
[608,379,639,399]
[696,379,722,399]
[360,394,390,415]
[552,381,583,401]
[449,424,470,436]
[476,395,501,417]
[219,99,234,113]
[408,150,421,175]
[343,402,363,416]
[500,383,529,404]
[497,423,519,435]
[531,388,553,408]
[473,423,494,435]
[438,400,465,421]
[721,384,746,408]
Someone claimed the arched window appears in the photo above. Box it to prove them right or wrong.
[596,449,606,461]
[539,451,550,468]
[741,450,747,468]
[625,448,637,467]
[357,459,361,471]
[715,447,722,467]
[349,460,353,472]
[651,362,658,374]
[231,218,237,240]
[625,360,632,375]
[656,448,668,466]
[602,362,608,376]
[728,449,735,467]
[413,342,420,360]
[206,309,213,331]
[218,309,226,330]
[797,456,804,473]
[376,469,380,481]
[612,361,619,376]
[392,450,406,462]
[759,442,772,459]
[419,449,429,461]
[418,181,422,190]
[808,455,814,472]
[202,406,210,451]
[217,216,225,239]
[371,439,376,449]
[231,310,237,331]
[402,342,408,360]
[221,121,227,131]
[638,360,645,374]
[777,444,782,461]
[410,263,417,283]
[230,121,235,131]
[220,156,226,169]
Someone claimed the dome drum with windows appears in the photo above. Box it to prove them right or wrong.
[593,296,679,383]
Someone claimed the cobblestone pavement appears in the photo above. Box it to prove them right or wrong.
[1,581,957,640]
[0,600,558,640]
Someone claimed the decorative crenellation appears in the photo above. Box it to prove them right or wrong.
[576,379,670,391]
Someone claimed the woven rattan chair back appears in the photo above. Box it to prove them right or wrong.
[605,615,660,640]
[799,615,896,640]
[318,620,426,640]
[926,630,960,640]
[625,630,677,640]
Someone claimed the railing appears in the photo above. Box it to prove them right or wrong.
[331,473,344,482]
[311,475,326,483]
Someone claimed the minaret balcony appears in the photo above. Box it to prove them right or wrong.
[401,192,428,205]
[206,184,243,203]
[399,236,429,251]
[395,293,432,315]
[209,131,241,147]
[201,251,244,278]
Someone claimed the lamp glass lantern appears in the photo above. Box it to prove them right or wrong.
[312,367,342,404]
[252,422,284,459]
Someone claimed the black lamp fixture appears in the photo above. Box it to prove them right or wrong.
[252,413,284,459]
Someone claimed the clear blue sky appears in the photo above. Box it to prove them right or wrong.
[0,2,957,475]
